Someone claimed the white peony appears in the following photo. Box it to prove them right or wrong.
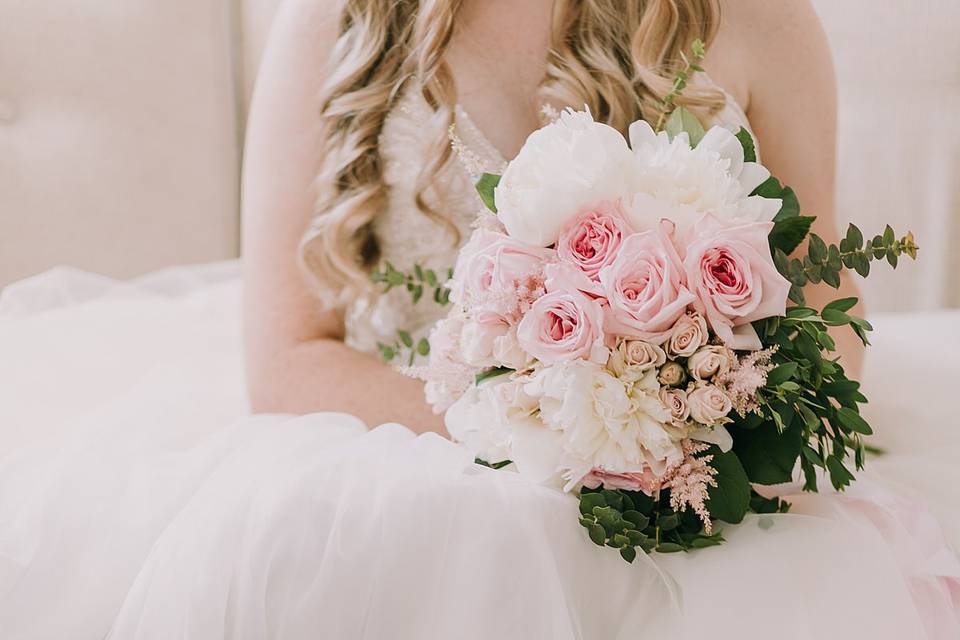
[445,377,525,464]
[522,360,682,489]
[459,320,506,368]
[624,120,781,234]
[494,109,634,247]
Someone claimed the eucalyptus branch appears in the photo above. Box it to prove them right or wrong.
[377,330,430,366]
[654,39,707,132]
[370,261,453,306]
[773,224,918,306]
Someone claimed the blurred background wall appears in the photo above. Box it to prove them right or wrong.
[1,0,957,312]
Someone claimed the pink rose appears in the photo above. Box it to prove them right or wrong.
[582,467,662,496]
[557,201,634,280]
[683,214,790,348]
[598,222,696,344]
[516,289,607,364]
[448,229,554,324]
[544,260,605,298]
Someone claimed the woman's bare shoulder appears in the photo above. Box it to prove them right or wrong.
[708,0,831,111]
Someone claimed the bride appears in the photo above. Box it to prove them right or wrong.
[1,0,958,638]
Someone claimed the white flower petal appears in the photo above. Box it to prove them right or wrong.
[728,323,764,351]
[688,425,734,452]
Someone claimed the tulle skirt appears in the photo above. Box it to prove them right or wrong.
[1,262,958,639]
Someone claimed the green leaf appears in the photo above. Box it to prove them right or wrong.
[835,407,873,435]
[690,534,725,549]
[845,224,864,250]
[664,107,706,146]
[416,337,430,356]
[733,422,802,485]
[735,127,757,163]
[788,285,806,306]
[476,457,512,470]
[586,522,607,546]
[808,234,828,263]
[826,455,855,491]
[821,308,852,326]
[752,176,801,222]
[657,511,680,532]
[475,366,513,385]
[622,510,650,531]
[704,448,751,524]
[786,306,817,319]
[769,216,815,256]
[823,297,858,313]
[620,545,637,563]
[656,542,685,554]
[766,362,798,387]
[579,492,607,515]
[475,173,501,213]
[397,330,413,348]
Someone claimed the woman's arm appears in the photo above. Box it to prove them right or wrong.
[714,0,864,376]
[241,0,446,434]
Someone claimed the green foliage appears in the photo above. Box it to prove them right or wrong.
[735,127,757,163]
[769,216,815,256]
[655,39,707,132]
[377,333,431,366]
[371,261,454,364]
[752,176,801,222]
[370,261,453,307]
[750,297,885,492]
[703,448,751,524]
[749,490,791,514]
[664,107,706,147]
[772,224,919,307]
[475,457,512,470]
[475,173,501,213]
[577,485,724,561]
[475,367,514,385]
[732,419,802,485]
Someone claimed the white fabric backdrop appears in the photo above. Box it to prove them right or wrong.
[2,0,958,311]
[812,0,960,311]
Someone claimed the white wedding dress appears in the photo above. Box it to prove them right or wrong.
[1,83,959,640]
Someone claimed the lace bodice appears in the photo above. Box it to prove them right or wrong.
[343,79,754,358]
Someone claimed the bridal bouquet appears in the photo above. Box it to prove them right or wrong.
[395,92,917,561]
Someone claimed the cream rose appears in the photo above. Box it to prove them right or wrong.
[659,387,690,424]
[666,312,709,358]
[607,340,667,379]
[658,361,686,387]
[688,384,733,425]
[687,345,733,381]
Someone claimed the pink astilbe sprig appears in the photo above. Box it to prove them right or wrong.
[467,273,546,326]
[401,317,476,413]
[663,440,719,533]
[715,346,778,417]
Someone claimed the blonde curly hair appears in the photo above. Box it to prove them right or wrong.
[300,0,724,306]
